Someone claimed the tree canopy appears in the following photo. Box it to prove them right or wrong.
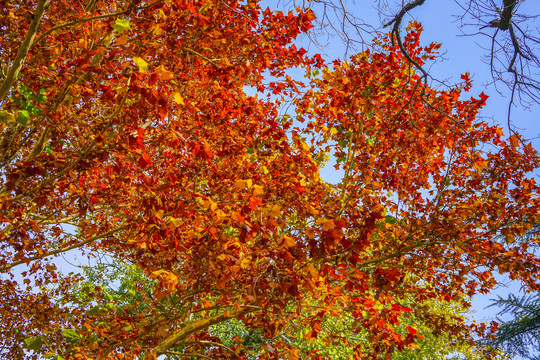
[0,1,539,359]
[300,0,540,125]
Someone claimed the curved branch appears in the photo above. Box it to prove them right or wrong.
[0,0,47,103]
[383,0,426,28]
[383,0,429,84]
[151,307,256,356]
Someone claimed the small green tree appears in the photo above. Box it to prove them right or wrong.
[487,293,540,360]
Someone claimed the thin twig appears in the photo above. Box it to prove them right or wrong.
[0,224,128,271]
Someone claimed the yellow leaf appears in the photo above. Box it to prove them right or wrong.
[151,270,167,278]
[152,25,165,35]
[133,57,148,73]
[316,217,335,231]
[153,208,164,220]
[78,38,88,49]
[215,209,227,220]
[169,217,182,228]
[280,235,295,248]
[268,205,281,217]
[252,185,264,196]
[323,219,335,231]
[203,199,218,211]
[288,349,300,360]
[156,65,174,81]
[240,257,250,269]
[235,179,253,189]
[217,254,228,261]
[305,263,319,279]
[235,180,247,189]
[173,92,185,105]
[299,140,310,151]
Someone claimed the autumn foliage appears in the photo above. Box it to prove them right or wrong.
[0,0,539,359]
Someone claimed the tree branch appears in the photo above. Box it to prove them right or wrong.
[499,0,517,30]
[383,0,426,28]
[0,224,128,272]
[0,0,47,103]
[383,0,429,85]
[151,307,255,356]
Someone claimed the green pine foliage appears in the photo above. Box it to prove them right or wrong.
[487,293,540,360]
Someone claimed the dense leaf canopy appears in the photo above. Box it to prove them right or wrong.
[0,1,539,359]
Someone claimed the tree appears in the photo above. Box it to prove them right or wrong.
[487,293,540,360]
[0,1,539,359]
[294,0,540,126]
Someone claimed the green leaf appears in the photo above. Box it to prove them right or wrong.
[104,302,116,311]
[113,18,131,33]
[62,328,83,343]
[385,215,397,225]
[43,354,64,360]
[87,305,100,315]
[338,139,348,149]
[16,110,30,125]
[35,89,47,103]
[24,336,43,351]
[98,321,111,329]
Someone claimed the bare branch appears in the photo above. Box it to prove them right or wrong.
[499,0,518,30]
[383,0,426,28]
